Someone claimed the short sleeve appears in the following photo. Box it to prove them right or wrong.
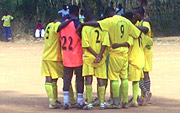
[54,22,61,33]
[98,17,112,31]
[10,16,14,20]
[141,33,153,48]
[129,22,141,39]
[127,36,134,47]
[82,27,89,48]
[142,22,151,31]
[102,31,110,47]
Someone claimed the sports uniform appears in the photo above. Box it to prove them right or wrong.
[98,15,141,105]
[82,26,110,108]
[41,22,63,79]
[60,18,84,107]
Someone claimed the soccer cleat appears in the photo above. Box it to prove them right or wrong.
[122,102,128,109]
[77,103,85,109]
[92,97,100,106]
[69,103,77,108]
[49,100,62,109]
[105,103,122,109]
[106,98,113,105]
[129,101,138,107]
[100,103,106,110]
[83,104,93,110]
[63,104,70,110]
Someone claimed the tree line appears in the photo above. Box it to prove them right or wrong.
[0,0,179,38]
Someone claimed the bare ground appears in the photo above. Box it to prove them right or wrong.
[0,37,180,113]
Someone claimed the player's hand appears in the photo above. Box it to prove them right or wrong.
[94,55,103,63]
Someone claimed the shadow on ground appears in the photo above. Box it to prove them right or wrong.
[0,91,180,113]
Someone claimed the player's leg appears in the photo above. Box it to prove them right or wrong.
[119,57,129,108]
[74,66,84,109]
[63,66,73,109]
[41,60,62,109]
[131,81,139,107]
[97,78,106,110]
[83,75,93,110]
[106,55,121,109]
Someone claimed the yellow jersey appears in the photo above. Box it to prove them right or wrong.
[1,15,14,27]
[98,15,141,55]
[140,20,153,58]
[82,26,110,67]
[42,22,62,61]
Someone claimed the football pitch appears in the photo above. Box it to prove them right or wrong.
[0,37,180,113]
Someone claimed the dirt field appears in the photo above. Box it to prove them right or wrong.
[0,37,180,113]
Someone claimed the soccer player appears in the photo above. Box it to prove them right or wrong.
[1,11,14,42]
[41,19,76,109]
[58,5,84,110]
[41,20,63,109]
[133,6,153,105]
[114,12,153,107]
[81,8,110,110]
[77,7,142,109]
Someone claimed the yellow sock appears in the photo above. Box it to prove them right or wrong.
[86,85,92,104]
[69,84,76,104]
[98,86,105,104]
[45,83,55,105]
[52,82,58,101]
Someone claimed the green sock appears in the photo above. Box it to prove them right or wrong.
[110,80,113,99]
[133,81,139,103]
[52,82,58,101]
[69,84,75,104]
[119,83,123,102]
[86,85,92,104]
[45,83,55,105]
[98,86,105,104]
[97,84,100,98]
[121,79,128,103]
[111,80,119,98]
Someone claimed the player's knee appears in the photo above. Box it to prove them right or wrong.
[45,76,52,83]
[97,78,104,86]
[85,76,92,85]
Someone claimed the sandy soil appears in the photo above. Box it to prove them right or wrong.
[0,37,180,113]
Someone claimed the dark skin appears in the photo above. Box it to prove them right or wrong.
[57,16,78,32]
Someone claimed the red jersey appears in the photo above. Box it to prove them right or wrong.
[60,20,83,67]
[36,24,43,30]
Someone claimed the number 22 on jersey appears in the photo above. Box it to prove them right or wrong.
[60,36,73,51]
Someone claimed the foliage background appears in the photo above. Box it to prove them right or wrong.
[0,0,179,38]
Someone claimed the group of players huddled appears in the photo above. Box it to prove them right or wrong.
[41,4,153,110]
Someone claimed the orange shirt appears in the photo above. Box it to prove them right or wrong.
[60,20,83,67]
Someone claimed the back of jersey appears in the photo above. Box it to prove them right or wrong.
[60,20,83,67]
[82,26,110,67]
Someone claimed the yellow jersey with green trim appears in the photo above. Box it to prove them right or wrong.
[42,22,62,61]
[82,26,110,67]
[1,15,14,27]
[98,15,141,55]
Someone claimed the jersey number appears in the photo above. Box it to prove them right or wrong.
[61,36,73,50]
[120,25,124,38]
[46,26,51,39]
[95,30,100,43]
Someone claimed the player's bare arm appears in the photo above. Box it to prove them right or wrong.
[86,47,98,58]
[112,42,130,49]
[77,21,100,37]
[137,26,149,34]
[57,17,78,32]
